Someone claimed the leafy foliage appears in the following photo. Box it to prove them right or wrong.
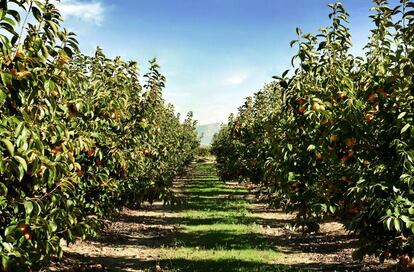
[212,0,414,268]
[0,0,199,270]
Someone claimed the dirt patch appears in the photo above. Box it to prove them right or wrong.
[51,168,396,272]
[53,206,394,271]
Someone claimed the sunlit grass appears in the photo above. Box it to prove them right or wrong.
[184,223,260,233]
[160,163,290,271]
[161,247,282,263]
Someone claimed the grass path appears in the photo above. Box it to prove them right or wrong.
[155,163,289,271]
[55,163,390,271]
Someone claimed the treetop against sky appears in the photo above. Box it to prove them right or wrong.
[56,0,399,124]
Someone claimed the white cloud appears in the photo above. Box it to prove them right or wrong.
[55,0,104,25]
[222,72,248,86]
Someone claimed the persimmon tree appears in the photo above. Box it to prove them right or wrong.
[0,0,199,270]
[213,0,414,268]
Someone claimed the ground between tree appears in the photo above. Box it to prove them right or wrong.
[52,163,394,272]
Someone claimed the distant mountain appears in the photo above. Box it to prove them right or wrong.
[196,123,222,146]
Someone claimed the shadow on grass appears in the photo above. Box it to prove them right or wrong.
[116,213,292,227]
[94,224,357,256]
[94,203,357,256]
[183,190,247,197]
[62,252,369,272]
[61,163,381,272]
[152,191,250,213]
[190,162,218,177]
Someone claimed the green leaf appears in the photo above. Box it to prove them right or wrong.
[7,10,20,22]
[403,10,414,18]
[14,121,24,138]
[33,200,41,216]
[401,124,411,134]
[400,215,410,224]
[0,71,12,86]
[307,144,316,151]
[0,181,7,195]
[32,6,42,22]
[0,89,6,103]
[48,220,57,233]
[47,166,56,187]
[0,138,14,156]
[44,79,55,93]
[68,213,75,225]
[394,219,401,232]
[24,200,33,215]
[386,217,392,230]
[288,172,295,182]
[1,242,12,252]
[14,156,27,172]
[2,255,9,271]
[397,112,406,119]
[4,225,16,237]
[47,20,59,35]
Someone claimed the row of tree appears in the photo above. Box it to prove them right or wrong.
[0,0,199,270]
[212,0,414,268]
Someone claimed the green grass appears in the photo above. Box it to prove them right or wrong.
[155,162,299,272]
[154,257,299,272]
[163,248,279,262]
[191,162,218,178]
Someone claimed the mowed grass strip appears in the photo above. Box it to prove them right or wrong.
[157,163,291,271]
[159,247,283,265]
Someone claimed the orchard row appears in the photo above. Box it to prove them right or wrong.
[0,1,199,270]
[212,0,414,268]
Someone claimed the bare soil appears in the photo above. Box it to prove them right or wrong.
[51,170,396,272]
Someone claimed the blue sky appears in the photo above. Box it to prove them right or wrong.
[55,0,399,125]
